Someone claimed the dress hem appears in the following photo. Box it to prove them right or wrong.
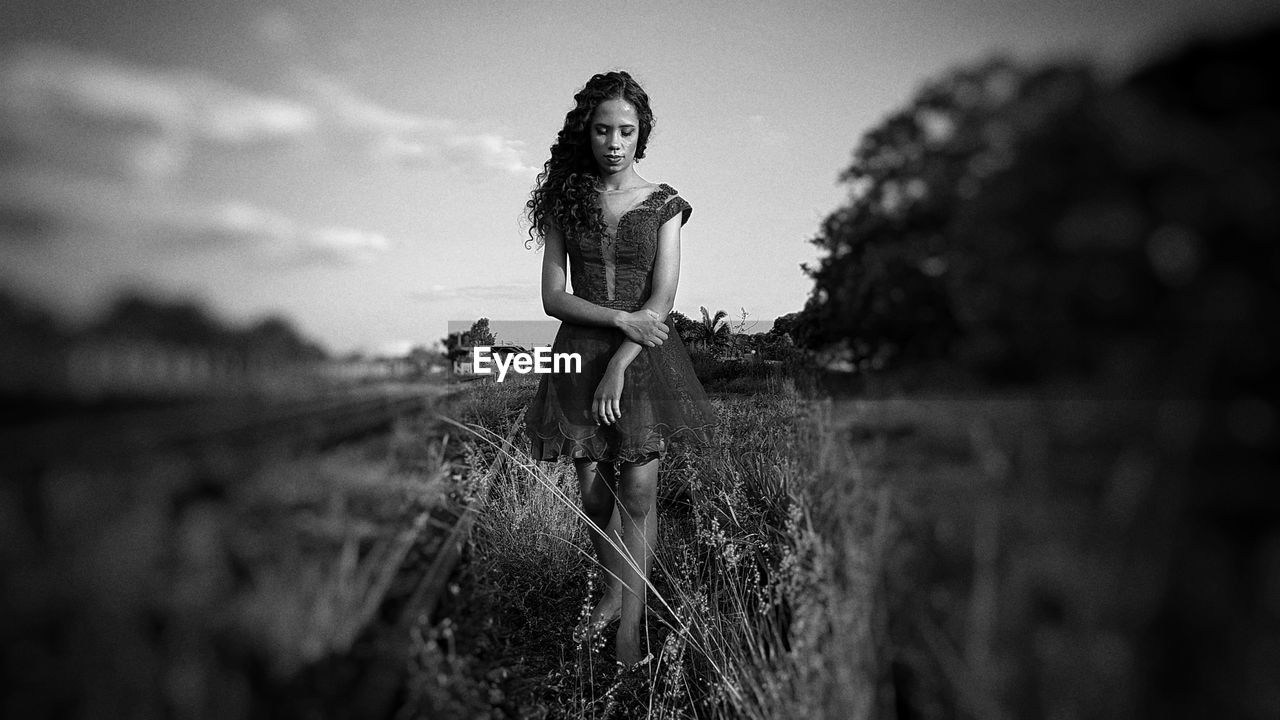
[526,418,716,464]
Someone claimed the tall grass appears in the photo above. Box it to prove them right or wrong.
[417,370,869,719]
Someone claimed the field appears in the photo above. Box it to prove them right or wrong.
[3,363,1262,719]
[406,363,1242,720]
[410,367,849,719]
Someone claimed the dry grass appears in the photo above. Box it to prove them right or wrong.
[405,371,872,719]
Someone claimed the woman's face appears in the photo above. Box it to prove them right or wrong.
[588,97,641,176]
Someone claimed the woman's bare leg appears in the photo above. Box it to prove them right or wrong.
[575,459,624,631]
[615,456,660,666]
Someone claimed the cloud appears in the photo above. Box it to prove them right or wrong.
[161,201,391,267]
[0,44,317,181]
[299,72,452,137]
[442,134,531,175]
[0,168,390,267]
[297,70,536,176]
[0,43,537,182]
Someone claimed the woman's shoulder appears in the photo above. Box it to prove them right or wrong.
[650,182,692,226]
[643,182,687,205]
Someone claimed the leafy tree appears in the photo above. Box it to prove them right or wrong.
[443,317,497,360]
[89,292,326,360]
[666,309,701,346]
[243,317,327,360]
[749,331,797,361]
[696,306,731,353]
[767,312,803,344]
[799,24,1280,389]
[799,57,1097,372]
[468,317,496,347]
[94,293,230,348]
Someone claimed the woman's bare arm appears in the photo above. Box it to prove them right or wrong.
[540,224,669,347]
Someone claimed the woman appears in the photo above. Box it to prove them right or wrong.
[523,70,716,668]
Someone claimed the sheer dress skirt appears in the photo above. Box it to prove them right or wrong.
[524,320,716,464]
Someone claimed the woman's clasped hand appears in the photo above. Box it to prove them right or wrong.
[615,308,668,347]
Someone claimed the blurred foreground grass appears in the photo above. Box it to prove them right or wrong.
[5,361,1265,719]
[1,390,456,719]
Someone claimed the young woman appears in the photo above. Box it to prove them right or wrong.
[523,71,716,667]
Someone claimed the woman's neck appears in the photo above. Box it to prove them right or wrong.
[597,169,648,192]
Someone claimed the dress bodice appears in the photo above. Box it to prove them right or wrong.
[565,183,692,312]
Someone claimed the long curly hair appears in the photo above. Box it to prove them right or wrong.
[524,71,655,249]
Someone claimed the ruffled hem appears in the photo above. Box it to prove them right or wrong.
[526,419,715,464]
[522,314,717,465]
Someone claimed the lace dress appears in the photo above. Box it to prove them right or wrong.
[525,183,717,463]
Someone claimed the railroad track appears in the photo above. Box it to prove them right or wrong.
[0,383,459,475]
[2,380,488,718]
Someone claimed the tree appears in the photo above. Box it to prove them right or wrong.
[798,57,1099,374]
[767,312,803,344]
[90,292,326,360]
[666,309,701,346]
[442,317,496,360]
[697,306,731,353]
[799,23,1280,388]
[749,331,796,361]
[468,317,496,347]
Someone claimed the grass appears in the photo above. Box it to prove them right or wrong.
[407,365,1182,719]
[2,387,456,718]
[5,363,1198,718]
[403,368,867,719]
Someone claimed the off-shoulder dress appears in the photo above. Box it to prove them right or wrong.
[524,183,717,463]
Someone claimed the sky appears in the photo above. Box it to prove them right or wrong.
[1,0,1275,355]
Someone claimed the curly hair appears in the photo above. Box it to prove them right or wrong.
[524,71,655,249]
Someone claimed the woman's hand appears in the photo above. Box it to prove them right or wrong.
[593,367,625,425]
[614,309,668,347]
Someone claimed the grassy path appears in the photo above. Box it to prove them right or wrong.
[405,373,847,719]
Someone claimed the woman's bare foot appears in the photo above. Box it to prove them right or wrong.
[615,623,647,666]
[574,590,622,643]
